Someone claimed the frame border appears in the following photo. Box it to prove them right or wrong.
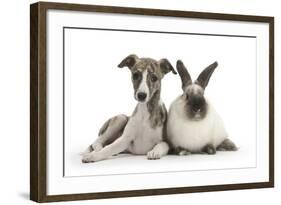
[30,1,274,202]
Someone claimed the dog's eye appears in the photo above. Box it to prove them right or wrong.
[132,72,141,80]
[151,74,158,82]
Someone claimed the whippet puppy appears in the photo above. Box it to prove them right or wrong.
[82,54,177,163]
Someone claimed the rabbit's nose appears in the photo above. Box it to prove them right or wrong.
[192,106,201,112]
[190,95,205,112]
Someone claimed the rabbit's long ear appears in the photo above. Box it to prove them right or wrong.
[176,60,192,90]
[196,61,218,89]
[118,54,138,69]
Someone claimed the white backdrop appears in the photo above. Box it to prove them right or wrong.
[0,0,279,204]
[64,27,257,177]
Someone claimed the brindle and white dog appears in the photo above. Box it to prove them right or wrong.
[82,54,177,163]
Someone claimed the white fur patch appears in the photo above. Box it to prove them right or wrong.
[136,70,150,103]
[125,103,163,154]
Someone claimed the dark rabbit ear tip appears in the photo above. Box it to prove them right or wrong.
[176,60,184,67]
[212,61,218,68]
[196,61,218,89]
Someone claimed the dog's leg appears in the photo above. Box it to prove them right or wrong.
[83,114,128,155]
[217,138,238,151]
[82,134,132,163]
[147,141,169,160]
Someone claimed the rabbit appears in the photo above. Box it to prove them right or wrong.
[167,60,237,155]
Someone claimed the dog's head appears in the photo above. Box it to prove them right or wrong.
[118,54,177,103]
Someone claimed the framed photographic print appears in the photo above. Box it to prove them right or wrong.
[30,1,274,202]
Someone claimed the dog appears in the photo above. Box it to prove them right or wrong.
[82,54,177,163]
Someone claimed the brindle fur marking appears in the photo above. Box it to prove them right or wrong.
[105,115,128,145]
[147,90,167,128]
[83,115,129,154]
[131,59,163,100]
[98,118,111,136]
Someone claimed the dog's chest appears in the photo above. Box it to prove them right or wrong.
[126,104,163,154]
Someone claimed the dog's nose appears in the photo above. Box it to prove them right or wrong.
[137,92,147,101]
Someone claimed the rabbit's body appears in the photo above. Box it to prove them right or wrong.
[166,60,237,154]
[167,95,226,152]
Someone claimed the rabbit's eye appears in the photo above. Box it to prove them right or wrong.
[185,94,189,100]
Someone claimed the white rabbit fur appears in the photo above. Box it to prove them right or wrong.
[166,60,237,153]
[167,95,227,152]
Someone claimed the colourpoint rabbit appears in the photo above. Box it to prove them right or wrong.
[167,60,237,155]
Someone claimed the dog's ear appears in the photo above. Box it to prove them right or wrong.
[176,60,192,90]
[195,61,218,89]
[159,58,177,75]
[118,54,138,69]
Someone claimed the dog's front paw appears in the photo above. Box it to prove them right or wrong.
[82,152,101,163]
[81,142,103,156]
[91,142,103,152]
[147,150,162,160]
